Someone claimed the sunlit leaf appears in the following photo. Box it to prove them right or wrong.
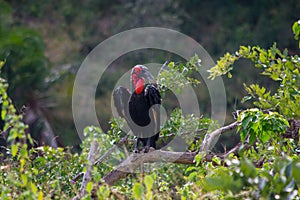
[21,174,28,186]
[86,182,93,194]
[144,175,154,191]
[132,183,144,199]
[38,191,44,200]
[11,143,18,157]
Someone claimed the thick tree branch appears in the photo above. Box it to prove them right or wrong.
[102,144,246,186]
[95,118,300,186]
[102,150,197,185]
[89,116,300,190]
[101,121,241,185]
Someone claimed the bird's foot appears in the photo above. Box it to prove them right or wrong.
[148,147,155,152]
[143,146,155,153]
[143,147,149,153]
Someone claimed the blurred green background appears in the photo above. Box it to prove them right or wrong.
[0,0,299,151]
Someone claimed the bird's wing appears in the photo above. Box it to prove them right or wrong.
[145,84,161,135]
[113,86,131,119]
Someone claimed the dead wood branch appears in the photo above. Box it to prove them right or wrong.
[200,121,239,152]
[73,140,99,200]
[102,150,197,185]
[101,121,241,185]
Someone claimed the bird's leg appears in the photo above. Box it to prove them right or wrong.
[144,138,151,153]
[150,135,157,149]
[134,138,140,153]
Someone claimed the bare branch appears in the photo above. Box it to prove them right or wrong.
[102,150,197,185]
[101,142,246,186]
[71,132,132,184]
[73,140,99,200]
[101,122,241,186]
[89,117,299,189]
[200,121,239,152]
[282,119,300,143]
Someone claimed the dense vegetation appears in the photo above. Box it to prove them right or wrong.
[0,0,299,199]
[2,0,299,147]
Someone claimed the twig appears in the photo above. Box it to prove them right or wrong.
[71,172,84,184]
[71,132,132,184]
[73,140,99,200]
[94,131,132,165]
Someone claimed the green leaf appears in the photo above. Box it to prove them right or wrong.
[292,20,300,39]
[1,109,6,120]
[249,132,256,145]
[194,152,205,166]
[19,144,28,159]
[212,156,221,166]
[259,52,267,63]
[242,115,252,130]
[241,95,252,103]
[132,183,144,199]
[21,174,28,186]
[30,182,38,193]
[186,166,196,173]
[285,162,293,178]
[188,171,198,182]
[11,143,18,157]
[38,192,44,200]
[0,61,5,69]
[292,162,300,182]
[240,129,247,143]
[260,132,270,143]
[86,182,93,194]
[144,175,154,191]
[241,158,256,178]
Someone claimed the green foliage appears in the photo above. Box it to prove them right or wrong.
[237,108,289,144]
[198,20,300,198]
[81,125,120,173]
[159,108,218,151]
[0,61,82,199]
[157,55,201,95]
[0,7,299,198]
[0,61,31,158]
[0,0,49,106]
[193,155,300,199]
[0,146,86,199]
[209,22,300,118]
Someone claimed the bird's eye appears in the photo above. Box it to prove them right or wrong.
[134,66,142,74]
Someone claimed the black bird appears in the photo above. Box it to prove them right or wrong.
[113,65,161,153]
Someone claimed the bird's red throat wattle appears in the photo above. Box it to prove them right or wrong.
[133,76,144,94]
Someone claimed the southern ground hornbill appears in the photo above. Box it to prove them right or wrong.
[113,65,161,153]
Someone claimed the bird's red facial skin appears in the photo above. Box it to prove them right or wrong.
[135,78,144,94]
[132,66,144,94]
[133,65,142,74]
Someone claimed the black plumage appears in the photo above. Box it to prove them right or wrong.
[113,65,161,153]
